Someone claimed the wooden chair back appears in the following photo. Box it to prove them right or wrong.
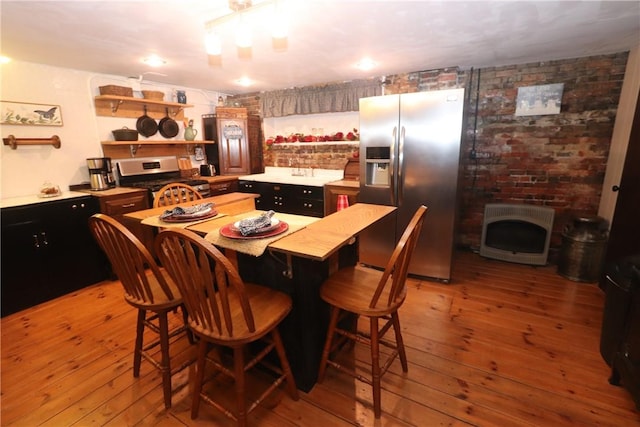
[153,182,203,208]
[155,228,256,338]
[370,205,428,309]
[88,213,177,307]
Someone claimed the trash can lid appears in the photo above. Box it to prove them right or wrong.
[606,254,640,291]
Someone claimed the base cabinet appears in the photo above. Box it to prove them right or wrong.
[95,189,153,254]
[239,181,324,217]
[1,196,108,316]
[324,181,360,216]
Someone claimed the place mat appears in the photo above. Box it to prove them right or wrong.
[142,212,226,229]
[204,211,319,257]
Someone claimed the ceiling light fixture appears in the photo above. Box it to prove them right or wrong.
[356,57,377,71]
[142,54,166,67]
[204,0,287,57]
[235,77,253,87]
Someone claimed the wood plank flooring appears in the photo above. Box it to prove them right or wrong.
[2,250,638,426]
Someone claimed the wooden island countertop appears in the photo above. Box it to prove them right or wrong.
[123,192,259,222]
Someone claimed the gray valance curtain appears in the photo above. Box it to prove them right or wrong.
[260,79,381,118]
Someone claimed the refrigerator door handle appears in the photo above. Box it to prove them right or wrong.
[390,126,397,204]
[398,125,405,205]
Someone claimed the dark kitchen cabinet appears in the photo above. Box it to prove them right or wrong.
[1,196,108,316]
[238,180,274,211]
[203,108,263,176]
[238,181,324,217]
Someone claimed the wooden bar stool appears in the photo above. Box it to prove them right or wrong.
[155,228,299,426]
[317,205,428,418]
[88,214,191,409]
[153,182,203,208]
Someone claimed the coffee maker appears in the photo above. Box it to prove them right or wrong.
[87,157,115,190]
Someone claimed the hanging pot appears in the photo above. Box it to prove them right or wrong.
[158,107,179,138]
[136,105,158,137]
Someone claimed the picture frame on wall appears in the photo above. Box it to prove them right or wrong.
[515,83,564,116]
[0,100,63,126]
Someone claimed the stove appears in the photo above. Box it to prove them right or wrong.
[115,156,211,203]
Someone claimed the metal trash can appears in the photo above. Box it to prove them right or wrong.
[557,215,608,282]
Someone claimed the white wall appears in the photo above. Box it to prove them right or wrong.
[0,60,222,199]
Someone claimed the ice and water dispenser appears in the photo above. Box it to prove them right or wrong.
[364,147,391,186]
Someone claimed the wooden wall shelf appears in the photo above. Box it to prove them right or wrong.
[94,95,193,120]
[101,139,214,156]
[3,135,61,150]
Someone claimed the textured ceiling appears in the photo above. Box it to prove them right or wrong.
[1,1,638,94]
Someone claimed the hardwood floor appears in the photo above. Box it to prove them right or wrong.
[2,251,638,426]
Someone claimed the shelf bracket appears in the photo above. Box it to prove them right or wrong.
[109,100,124,115]
[3,135,61,150]
[129,144,142,156]
[169,107,183,117]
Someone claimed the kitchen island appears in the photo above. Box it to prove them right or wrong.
[125,195,395,391]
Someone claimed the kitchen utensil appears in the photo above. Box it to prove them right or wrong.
[200,164,216,176]
[112,126,138,141]
[158,108,179,138]
[136,105,157,137]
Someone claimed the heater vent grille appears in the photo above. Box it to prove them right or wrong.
[480,203,555,265]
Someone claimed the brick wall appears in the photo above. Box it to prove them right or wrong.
[459,53,627,257]
[226,52,628,257]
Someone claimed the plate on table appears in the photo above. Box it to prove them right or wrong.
[231,218,280,234]
[161,209,218,223]
[220,220,289,240]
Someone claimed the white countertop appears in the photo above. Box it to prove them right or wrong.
[238,167,344,187]
[0,191,90,209]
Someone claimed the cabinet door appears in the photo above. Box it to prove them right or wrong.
[1,212,49,315]
[324,185,360,216]
[239,181,274,210]
[42,197,108,294]
[218,117,250,175]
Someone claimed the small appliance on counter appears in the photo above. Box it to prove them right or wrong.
[87,157,115,191]
[200,164,216,176]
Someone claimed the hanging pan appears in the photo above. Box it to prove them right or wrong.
[158,107,179,138]
[136,105,158,137]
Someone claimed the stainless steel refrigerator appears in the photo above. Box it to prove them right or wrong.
[358,88,465,282]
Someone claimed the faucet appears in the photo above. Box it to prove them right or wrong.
[290,158,305,176]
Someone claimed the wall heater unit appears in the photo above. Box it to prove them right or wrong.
[480,203,555,266]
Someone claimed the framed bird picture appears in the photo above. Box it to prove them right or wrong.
[1,101,63,126]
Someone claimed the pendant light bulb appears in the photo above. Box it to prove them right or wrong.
[205,31,222,56]
[235,14,252,48]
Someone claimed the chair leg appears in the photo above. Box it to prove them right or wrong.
[133,309,145,377]
[191,340,208,419]
[370,316,382,418]
[158,311,172,409]
[234,346,247,427]
[318,306,341,383]
[391,311,408,372]
[271,328,299,400]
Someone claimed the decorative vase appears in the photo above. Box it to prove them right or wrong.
[176,90,187,104]
[184,125,197,141]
